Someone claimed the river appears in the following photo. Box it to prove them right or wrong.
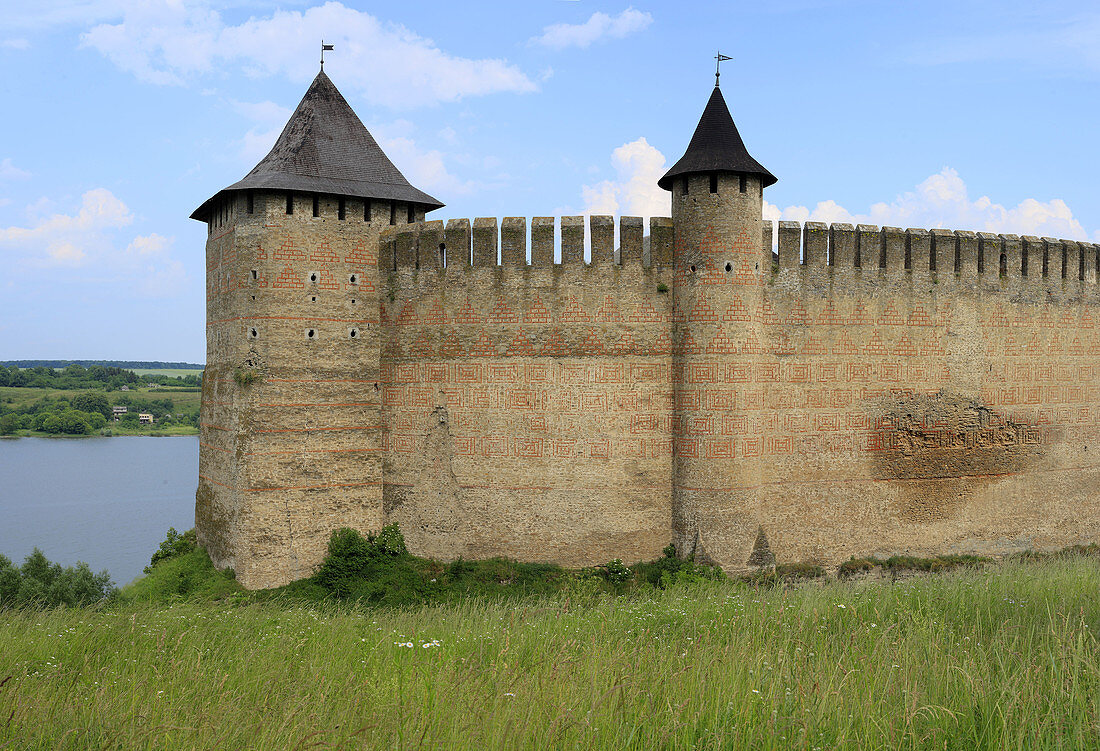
[0,436,198,587]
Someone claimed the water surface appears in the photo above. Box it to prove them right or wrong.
[0,436,198,586]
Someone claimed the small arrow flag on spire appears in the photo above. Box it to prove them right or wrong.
[715,51,732,86]
[321,41,334,70]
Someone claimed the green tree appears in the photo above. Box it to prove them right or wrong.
[59,410,91,435]
[71,392,111,419]
[87,412,107,430]
[41,414,62,434]
[0,414,19,435]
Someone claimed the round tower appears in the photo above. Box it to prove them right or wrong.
[658,82,777,568]
[190,70,442,589]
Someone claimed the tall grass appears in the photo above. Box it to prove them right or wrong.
[2,558,1099,749]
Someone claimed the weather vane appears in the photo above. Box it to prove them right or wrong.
[715,51,732,87]
[320,40,334,71]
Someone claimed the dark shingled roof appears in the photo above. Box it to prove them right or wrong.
[191,71,443,220]
[658,85,776,191]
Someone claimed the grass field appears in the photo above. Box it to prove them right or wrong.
[2,556,1099,749]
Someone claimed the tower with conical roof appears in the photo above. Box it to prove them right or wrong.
[191,71,441,589]
[658,81,777,567]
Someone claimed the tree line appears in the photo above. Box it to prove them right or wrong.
[0,363,201,390]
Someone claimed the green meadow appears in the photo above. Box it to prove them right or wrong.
[1,535,1099,749]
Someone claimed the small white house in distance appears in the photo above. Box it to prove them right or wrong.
[138,413,154,424]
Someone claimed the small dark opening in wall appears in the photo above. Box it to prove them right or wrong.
[349,274,357,284]
[311,295,317,302]
[350,298,356,305]
[977,244,985,274]
[249,328,258,339]
[286,192,293,215]
[1062,246,1068,279]
[709,173,718,193]
[879,237,886,269]
[250,294,255,301]
[407,204,415,223]
[1000,252,1008,276]
[307,329,315,339]
[247,191,254,214]
[349,328,358,339]
[690,264,696,273]
[364,199,372,222]
[929,242,937,272]
[954,245,961,274]
[251,269,257,280]
[682,177,688,195]
[338,198,345,220]
[312,195,320,218]
[1080,247,1086,281]
[389,202,396,226]
[309,272,318,283]
[739,174,746,193]
[725,262,732,272]
[439,242,446,266]
[1042,247,1049,277]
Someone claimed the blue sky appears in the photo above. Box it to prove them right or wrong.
[1,0,1097,363]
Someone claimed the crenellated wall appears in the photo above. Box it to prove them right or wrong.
[374,214,1100,572]
[377,215,676,566]
[199,194,1100,586]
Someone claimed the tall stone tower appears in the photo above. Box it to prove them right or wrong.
[658,83,777,568]
[190,71,442,589]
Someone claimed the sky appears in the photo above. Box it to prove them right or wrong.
[0,0,1097,364]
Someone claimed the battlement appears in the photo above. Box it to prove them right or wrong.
[379,216,675,270]
[770,220,1099,288]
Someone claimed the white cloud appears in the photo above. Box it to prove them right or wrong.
[1,38,30,49]
[370,121,475,196]
[763,168,1094,241]
[0,188,132,265]
[532,7,652,49]
[0,192,187,295]
[80,1,536,107]
[0,158,31,180]
[581,137,669,218]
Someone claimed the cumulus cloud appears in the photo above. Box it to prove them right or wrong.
[763,168,1093,241]
[0,158,31,180]
[370,121,476,196]
[0,191,186,295]
[532,7,652,49]
[0,188,132,266]
[581,137,669,218]
[80,1,535,107]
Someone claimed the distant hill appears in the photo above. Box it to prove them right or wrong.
[1,360,204,370]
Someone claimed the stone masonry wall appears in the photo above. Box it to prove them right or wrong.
[200,193,1100,588]
[378,216,676,566]
[197,189,423,590]
[675,220,1100,570]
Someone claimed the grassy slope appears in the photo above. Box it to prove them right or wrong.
[2,557,1099,749]
[0,385,201,436]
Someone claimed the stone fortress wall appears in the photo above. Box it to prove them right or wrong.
[197,184,1100,589]
[377,207,1100,575]
[194,58,1100,590]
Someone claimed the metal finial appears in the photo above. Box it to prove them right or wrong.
[714,51,732,86]
[320,41,334,71]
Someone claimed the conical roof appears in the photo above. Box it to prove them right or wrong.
[191,71,443,220]
[657,86,776,191]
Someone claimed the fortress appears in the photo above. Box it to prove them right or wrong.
[193,70,1100,590]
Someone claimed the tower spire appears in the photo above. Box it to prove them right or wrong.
[714,51,731,87]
